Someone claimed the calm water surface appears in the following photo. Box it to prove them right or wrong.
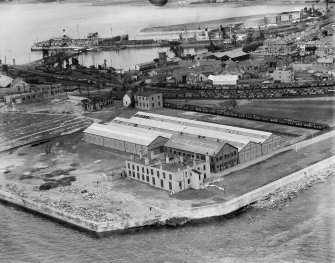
[0,2,308,69]
[0,175,334,263]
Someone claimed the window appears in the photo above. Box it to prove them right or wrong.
[146,176,149,182]
[188,179,190,185]
[169,174,172,180]
[179,182,182,189]
[142,167,144,173]
[142,174,144,180]
[132,171,135,177]
[169,182,172,190]
[152,103,154,108]
[220,156,222,161]
[151,169,153,175]
[132,164,135,170]
[163,172,166,179]
[137,166,139,171]
[128,171,131,176]
[127,163,130,169]
[137,173,140,179]
[157,171,160,177]
[152,177,155,185]
[158,102,161,106]
[203,165,206,170]
[146,168,149,174]
[161,180,164,188]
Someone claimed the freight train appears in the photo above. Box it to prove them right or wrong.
[163,102,329,130]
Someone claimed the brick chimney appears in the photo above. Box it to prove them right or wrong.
[166,155,170,164]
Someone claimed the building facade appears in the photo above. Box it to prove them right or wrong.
[125,155,210,192]
[134,92,163,111]
[273,68,295,83]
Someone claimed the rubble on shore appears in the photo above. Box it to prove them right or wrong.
[252,165,334,209]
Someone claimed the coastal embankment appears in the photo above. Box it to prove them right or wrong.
[0,155,334,234]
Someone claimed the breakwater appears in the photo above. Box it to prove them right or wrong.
[0,155,334,234]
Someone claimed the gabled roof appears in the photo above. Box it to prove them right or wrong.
[0,74,13,88]
[214,49,248,59]
[164,133,233,157]
[83,123,167,146]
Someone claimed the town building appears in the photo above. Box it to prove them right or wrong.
[134,91,163,111]
[81,94,114,111]
[4,92,43,104]
[125,154,210,192]
[272,68,295,83]
[31,84,64,95]
[164,133,238,173]
[208,74,240,86]
[263,39,297,56]
[244,18,264,28]
[122,91,134,107]
[0,75,30,95]
[312,57,335,71]
[83,122,171,155]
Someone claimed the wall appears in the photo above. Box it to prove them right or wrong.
[169,155,335,219]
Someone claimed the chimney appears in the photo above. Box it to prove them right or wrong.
[193,159,196,167]
[139,151,143,159]
[12,59,15,66]
[180,156,184,164]
[145,157,149,165]
[166,155,170,164]
[130,154,134,160]
[150,151,155,160]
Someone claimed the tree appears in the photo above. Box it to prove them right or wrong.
[231,34,238,46]
[246,31,253,44]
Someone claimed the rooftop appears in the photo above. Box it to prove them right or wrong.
[164,133,231,157]
[134,112,272,141]
[0,74,13,88]
[83,123,167,146]
[214,49,247,59]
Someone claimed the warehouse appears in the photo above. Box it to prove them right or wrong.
[164,133,238,173]
[112,113,282,164]
[83,123,170,155]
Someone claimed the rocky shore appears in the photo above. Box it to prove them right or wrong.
[252,165,335,209]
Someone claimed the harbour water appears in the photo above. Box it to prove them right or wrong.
[0,175,334,262]
[0,2,308,69]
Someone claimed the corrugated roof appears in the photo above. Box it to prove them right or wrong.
[83,123,166,146]
[134,112,272,142]
[164,133,231,156]
[0,74,13,88]
[214,49,247,58]
[115,116,248,151]
[107,121,173,139]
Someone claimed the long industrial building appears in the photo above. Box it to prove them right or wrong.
[83,122,171,155]
[111,112,282,164]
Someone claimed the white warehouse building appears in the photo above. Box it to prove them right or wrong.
[112,112,283,164]
[83,122,171,155]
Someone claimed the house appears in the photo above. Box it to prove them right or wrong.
[4,92,43,104]
[272,68,294,83]
[0,75,30,95]
[208,74,240,86]
[134,91,163,111]
[123,91,134,107]
[31,84,64,95]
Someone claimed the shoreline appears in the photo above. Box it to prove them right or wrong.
[1,155,334,235]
